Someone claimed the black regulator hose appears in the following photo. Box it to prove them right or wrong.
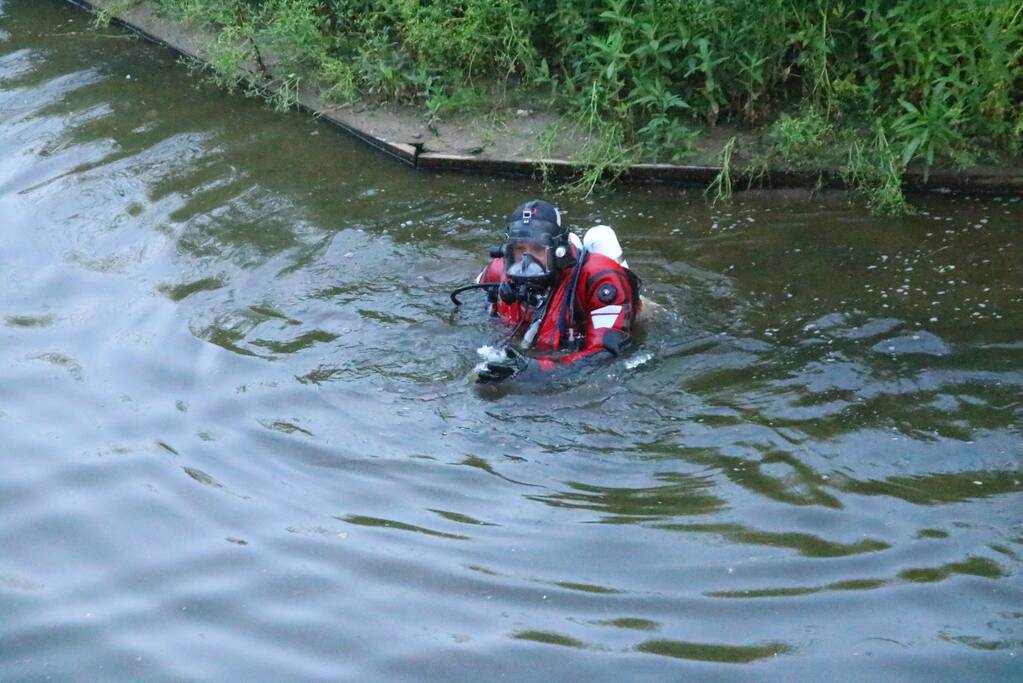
[450,282,499,306]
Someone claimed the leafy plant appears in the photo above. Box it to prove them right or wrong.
[844,126,912,216]
[705,136,736,206]
[207,24,257,92]
[132,0,1022,212]
[266,72,301,111]
[891,84,968,178]
[765,108,832,165]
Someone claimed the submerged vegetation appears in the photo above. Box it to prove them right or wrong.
[114,1,1021,210]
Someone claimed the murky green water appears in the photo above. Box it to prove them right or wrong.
[2,1,1022,680]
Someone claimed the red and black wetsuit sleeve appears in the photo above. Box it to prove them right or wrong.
[536,258,641,371]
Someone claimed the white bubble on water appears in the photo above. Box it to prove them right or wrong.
[625,352,653,370]
[473,345,509,373]
[476,345,506,363]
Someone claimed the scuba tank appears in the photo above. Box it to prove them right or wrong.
[583,225,628,268]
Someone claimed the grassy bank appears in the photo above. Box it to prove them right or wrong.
[102,0,1022,211]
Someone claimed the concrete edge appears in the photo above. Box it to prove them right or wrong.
[63,0,1023,196]
[315,114,418,166]
[65,0,421,166]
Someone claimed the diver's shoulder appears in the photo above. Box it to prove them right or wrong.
[581,251,629,274]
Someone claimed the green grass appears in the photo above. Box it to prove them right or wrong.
[844,126,913,216]
[129,0,1022,211]
[764,108,832,166]
[705,136,735,206]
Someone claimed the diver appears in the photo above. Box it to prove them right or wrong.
[455,199,642,383]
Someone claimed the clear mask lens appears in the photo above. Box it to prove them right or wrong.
[507,253,547,279]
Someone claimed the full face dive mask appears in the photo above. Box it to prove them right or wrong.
[499,249,553,306]
[499,200,573,306]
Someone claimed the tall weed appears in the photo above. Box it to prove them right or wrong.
[140,0,1023,211]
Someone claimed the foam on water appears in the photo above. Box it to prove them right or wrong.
[473,344,507,372]
[625,351,653,369]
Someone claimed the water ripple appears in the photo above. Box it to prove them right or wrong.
[1,2,1021,680]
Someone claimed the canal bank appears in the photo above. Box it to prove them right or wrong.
[66,0,1022,197]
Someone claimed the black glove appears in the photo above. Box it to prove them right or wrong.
[476,346,532,384]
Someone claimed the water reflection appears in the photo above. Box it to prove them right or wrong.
[635,638,793,663]
[528,472,725,520]
[341,514,470,541]
[658,522,889,557]
[826,468,1023,505]
[708,553,1007,599]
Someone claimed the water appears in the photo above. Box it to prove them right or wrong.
[2,1,1021,680]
